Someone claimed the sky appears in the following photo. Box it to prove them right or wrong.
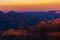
[0,0,60,12]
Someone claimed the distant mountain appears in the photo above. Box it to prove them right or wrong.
[0,10,60,30]
[56,10,60,14]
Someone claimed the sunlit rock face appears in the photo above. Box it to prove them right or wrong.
[51,18,60,27]
[1,29,24,37]
[52,18,60,23]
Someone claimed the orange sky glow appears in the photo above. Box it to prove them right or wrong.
[0,0,60,12]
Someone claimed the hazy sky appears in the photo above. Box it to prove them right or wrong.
[0,0,60,12]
